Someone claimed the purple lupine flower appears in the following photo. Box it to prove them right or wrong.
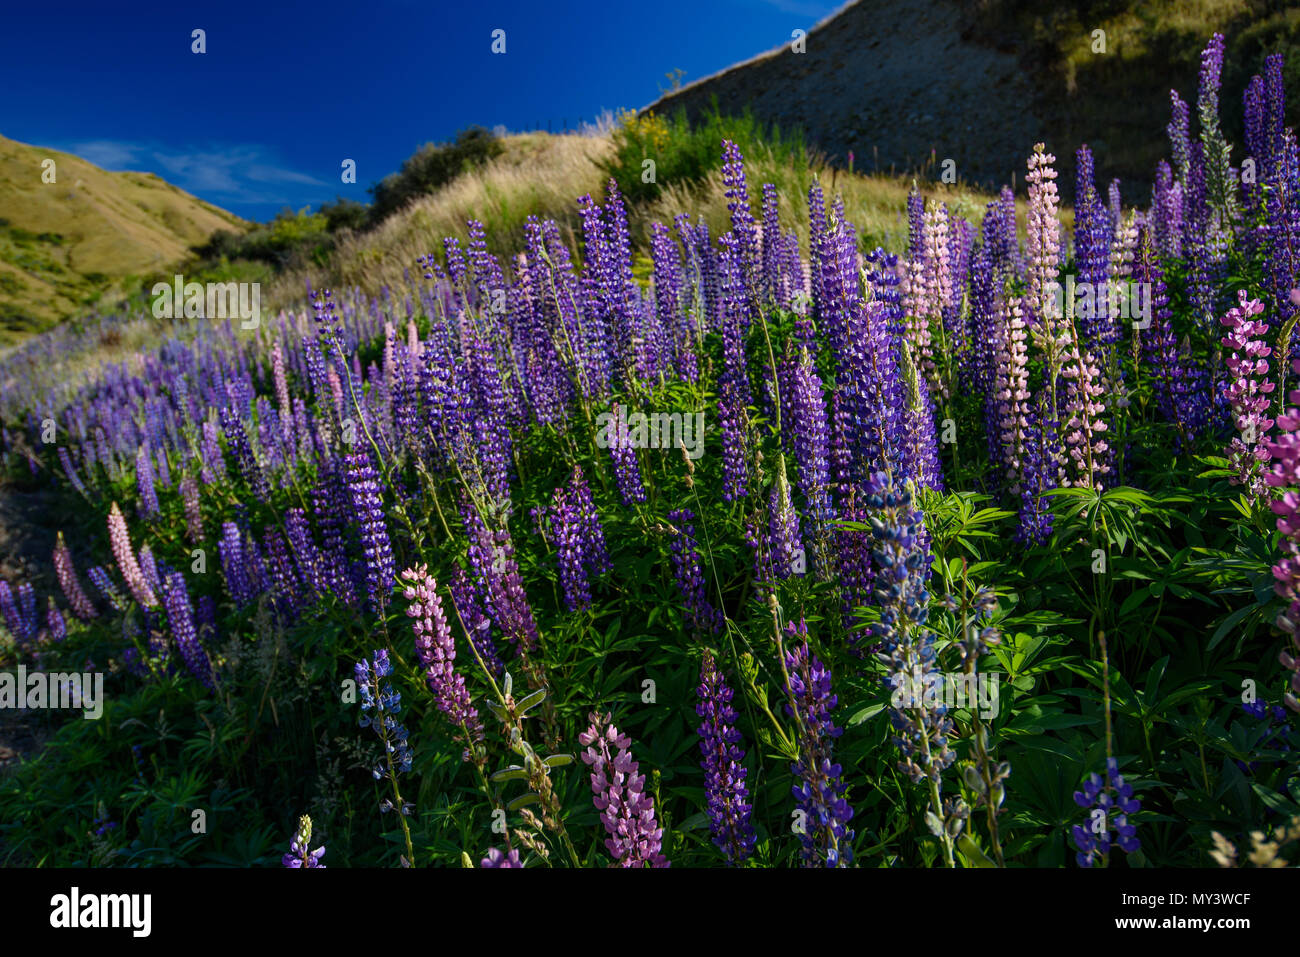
[401,564,483,757]
[1151,161,1183,258]
[721,140,759,288]
[137,545,162,605]
[57,446,89,498]
[568,466,610,574]
[219,406,269,502]
[0,581,29,645]
[355,648,414,790]
[760,182,784,306]
[718,234,752,501]
[1197,33,1236,228]
[461,497,540,654]
[1168,90,1192,184]
[696,650,755,864]
[1220,291,1274,498]
[449,566,503,677]
[667,507,723,635]
[1018,393,1060,545]
[218,521,256,606]
[548,484,593,611]
[1073,144,1115,349]
[783,620,854,867]
[161,572,214,688]
[344,449,395,613]
[605,402,647,505]
[261,526,302,617]
[864,471,955,785]
[480,847,522,868]
[199,418,226,485]
[87,566,128,613]
[54,531,97,620]
[282,814,326,868]
[784,349,833,574]
[311,455,359,609]
[1072,757,1141,867]
[45,600,66,643]
[579,712,669,868]
[284,507,324,602]
[1262,134,1300,330]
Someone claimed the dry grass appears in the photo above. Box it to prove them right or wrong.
[269,134,615,306]
[270,131,1068,310]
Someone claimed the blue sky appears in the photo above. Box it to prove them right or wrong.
[2,0,842,222]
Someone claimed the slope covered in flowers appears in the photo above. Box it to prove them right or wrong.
[0,35,1298,869]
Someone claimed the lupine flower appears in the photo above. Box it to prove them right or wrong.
[784,349,833,574]
[108,502,157,607]
[480,847,523,868]
[45,599,66,642]
[87,566,128,613]
[667,507,723,635]
[0,580,31,645]
[1072,758,1141,867]
[54,531,97,620]
[161,571,213,688]
[179,476,203,543]
[401,564,483,758]
[607,402,647,505]
[1236,699,1295,774]
[864,472,955,786]
[355,649,414,792]
[696,650,755,864]
[449,566,504,677]
[282,814,326,868]
[1220,291,1274,498]
[579,712,669,867]
[1026,143,1062,325]
[344,449,395,613]
[547,482,595,611]
[1263,356,1300,712]
[1059,319,1111,493]
[783,621,854,867]
[219,406,270,502]
[135,444,159,519]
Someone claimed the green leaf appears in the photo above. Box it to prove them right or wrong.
[957,832,998,868]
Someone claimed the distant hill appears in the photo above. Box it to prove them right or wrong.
[0,134,244,342]
[643,0,1300,203]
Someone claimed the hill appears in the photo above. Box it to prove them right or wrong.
[643,0,1300,201]
[0,133,245,342]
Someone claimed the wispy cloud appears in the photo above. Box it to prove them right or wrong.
[59,139,327,206]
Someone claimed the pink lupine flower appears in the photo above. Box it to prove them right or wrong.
[1026,143,1062,327]
[579,712,669,868]
[108,501,156,607]
[53,531,97,621]
[1220,291,1274,499]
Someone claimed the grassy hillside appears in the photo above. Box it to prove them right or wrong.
[271,127,1040,309]
[0,134,245,343]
